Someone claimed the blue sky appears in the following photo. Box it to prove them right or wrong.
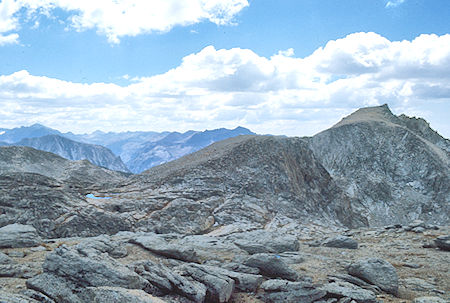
[0,0,449,137]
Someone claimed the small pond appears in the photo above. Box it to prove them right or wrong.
[86,193,112,199]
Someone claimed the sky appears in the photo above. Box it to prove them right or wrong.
[0,0,449,137]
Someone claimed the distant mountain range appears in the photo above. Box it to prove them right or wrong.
[0,124,255,173]
[16,135,130,173]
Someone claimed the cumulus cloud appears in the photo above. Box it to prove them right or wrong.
[0,0,249,44]
[1,32,449,137]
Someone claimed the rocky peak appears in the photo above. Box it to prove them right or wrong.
[332,104,401,129]
[310,105,449,226]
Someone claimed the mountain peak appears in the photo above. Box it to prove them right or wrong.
[333,104,399,128]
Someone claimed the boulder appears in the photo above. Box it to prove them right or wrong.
[0,262,39,278]
[42,245,148,290]
[322,235,358,249]
[260,279,326,303]
[228,230,299,254]
[434,235,450,251]
[244,253,298,281]
[320,281,377,303]
[185,264,263,292]
[175,235,244,262]
[347,258,398,295]
[0,291,41,303]
[80,286,166,303]
[76,235,128,258]
[180,263,235,303]
[0,251,13,264]
[132,260,206,303]
[21,290,56,303]
[131,234,200,263]
[26,273,82,303]
[0,224,42,248]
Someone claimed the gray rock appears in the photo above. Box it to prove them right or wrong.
[43,245,148,290]
[321,281,377,303]
[259,279,326,303]
[0,252,13,264]
[0,291,41,303]
[80,286,166,303]
[6,251,26,258]
[244,253,298,281]
[210,261,260,275]
[76,235,128,258]
[402,278,436,291]
[21,290,55,303]
[322,235,358,249]
[233,240,270,254]
[347,258,398,295]
[181,263,235,303]
[434,235,450,251]
[315,299,338,303]
[412,297,447,303]
[186,264,263,292]
[328,274,381,293]
[174,235,244,262]
[26,273,82,303]
[228,230,299,254]
[0,224,42,248]
[408,220,425,229]
[131,234,200,263]
[412,227,425,233]
[0,262,39,278]
[132,260,206,303]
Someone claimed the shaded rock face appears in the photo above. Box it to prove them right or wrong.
[0,224,42,248]
[0,146,126,189]
[112,135,367,235]
[309,104,450,226]
[17,135,130,173]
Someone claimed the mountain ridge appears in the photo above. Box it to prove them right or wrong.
[16,134,130,173]
[0,124,256,173]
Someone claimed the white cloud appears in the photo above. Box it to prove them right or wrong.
[0,0,249,44]
[385,0,405,8]
[0,32,18,45]
[0,32,449,138]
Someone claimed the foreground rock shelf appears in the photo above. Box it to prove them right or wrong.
[0,223,448,303]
